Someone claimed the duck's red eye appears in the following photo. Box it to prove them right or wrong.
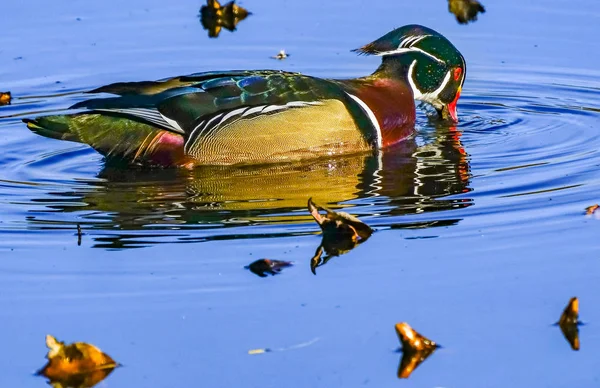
[453,68,462,81]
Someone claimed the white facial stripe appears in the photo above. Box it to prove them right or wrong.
[375,47,443,63]
[407,60,453,106]
[345,93,382,148]
[407,60,421,99]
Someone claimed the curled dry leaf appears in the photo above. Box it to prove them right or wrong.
[395,323,437,379]
[308,198,372,274]
[558,297,580,351]
[0,91,11,106]
[37,335,118,388]
[448,0,486,24]
[199,0,251,38]
[245,258,293,277]
[308,198,373,240]
[585,204,599,216]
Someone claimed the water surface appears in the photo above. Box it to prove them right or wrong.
[1,0,600,386]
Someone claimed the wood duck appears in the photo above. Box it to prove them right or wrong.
[24,24,466,167]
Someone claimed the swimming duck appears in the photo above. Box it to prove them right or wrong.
[24,24,466,167]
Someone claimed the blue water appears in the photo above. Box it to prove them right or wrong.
[1,0,600,386]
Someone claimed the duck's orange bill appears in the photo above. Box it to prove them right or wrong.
[448,87,461,122]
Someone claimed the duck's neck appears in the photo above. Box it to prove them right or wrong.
[338,73,416,147]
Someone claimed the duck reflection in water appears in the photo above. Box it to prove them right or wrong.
[26,124,471,249]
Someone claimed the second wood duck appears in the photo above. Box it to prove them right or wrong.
[24,24,466,167]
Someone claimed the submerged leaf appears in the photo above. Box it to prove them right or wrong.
[199,0,251,38]
[395,323,437,379]
[245,258,293,277]
[38,335,118,388]
[308,198,372,274]
[0,91,11,106]
[448,0,486,24]
[558,297,581,350]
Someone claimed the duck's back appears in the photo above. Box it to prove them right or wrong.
[25,70,389,167]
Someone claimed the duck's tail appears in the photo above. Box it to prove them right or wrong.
[23,115,83,143]
[23,114,185,167]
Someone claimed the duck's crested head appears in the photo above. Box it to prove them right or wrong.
[354,24,466,121]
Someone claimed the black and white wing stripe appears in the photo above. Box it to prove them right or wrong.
[94,107,186,134]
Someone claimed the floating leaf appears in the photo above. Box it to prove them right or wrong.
[37,335,118,388]
[245,258,293,277]
[248,348,270,355]
[558,297,581,351]
[448,0,486,24]
[271,50,290,60]
[395,323,437,379]
[585,204,599,216]
[308,198,372,274]
[0,91,11,106]
[199,0,251,38]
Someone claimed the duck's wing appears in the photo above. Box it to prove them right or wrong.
[70,70,352,136]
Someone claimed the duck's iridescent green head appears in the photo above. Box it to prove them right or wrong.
[354,24,466,121]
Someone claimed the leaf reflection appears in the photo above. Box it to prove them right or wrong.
[24,126,471,248]
[199,0,251,38]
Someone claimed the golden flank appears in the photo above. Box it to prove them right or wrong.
[37,335,118,386]
[558,297,580,351]
[395,323,437,378]
[0,91,11,106]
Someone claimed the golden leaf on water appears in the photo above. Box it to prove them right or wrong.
[395,323,438,379]
[199,0,251,38]
[0,91,11,106]
[558,297,581,351]
[307,198,373,274]
[37,335,118,388]
[448,0,486,24]
[245,258,293,277]
[585,204,599,216]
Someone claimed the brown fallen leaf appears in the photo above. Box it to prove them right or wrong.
[448,0,486,24]
[245,258,293,277]
[585,204,599,216]
[308,198,373,274]
[199,0,251,38]
[308,198,373,240]
[0,91,11,106]
[37,335,118,387]
[395,323,437,379]
[558,297,580,350]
